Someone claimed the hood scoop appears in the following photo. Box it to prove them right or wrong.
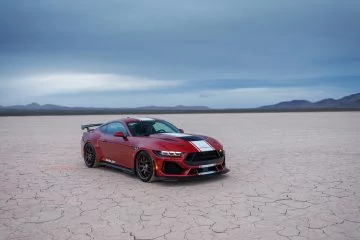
[177,135,204,141]
[149,133,204,142]
[150,136,178,142]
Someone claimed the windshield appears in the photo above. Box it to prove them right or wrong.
[127,120,180,136]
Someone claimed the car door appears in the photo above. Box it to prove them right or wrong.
[98,122,133,168]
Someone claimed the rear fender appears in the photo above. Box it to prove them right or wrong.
[81,132,104,161]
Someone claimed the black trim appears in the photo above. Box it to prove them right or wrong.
[178,136,204,141]
[185,157,224,166]
[185,151,224,166]
[156,168,230,181]
[99,162,135,175]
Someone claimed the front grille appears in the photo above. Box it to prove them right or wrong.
[185,150,224,166]
[186,151,219,162]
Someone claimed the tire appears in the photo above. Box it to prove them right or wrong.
[135,151,155,182]
[83,143,99,168]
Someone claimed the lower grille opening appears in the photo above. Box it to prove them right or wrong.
[198,166,217,174]
[162,162,184,175]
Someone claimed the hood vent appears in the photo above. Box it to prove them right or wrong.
[177,136,204,141]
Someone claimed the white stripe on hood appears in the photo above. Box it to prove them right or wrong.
[190,140,214,152]
[161,133,192,137]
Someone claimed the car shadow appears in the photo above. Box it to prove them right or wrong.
[96,165,138,179]
[95,164,230,185]
[154,174,229,186]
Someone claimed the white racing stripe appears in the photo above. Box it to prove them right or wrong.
[161,133,192,137]
[135,117,155,121]
[158,133,215,152]
[190,140,214,152]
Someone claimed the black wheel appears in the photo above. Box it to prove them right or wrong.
[135,151,155,182]
[83,143,99,168]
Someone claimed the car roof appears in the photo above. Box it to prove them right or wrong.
[100,117,161,126]
[120,117,160,124]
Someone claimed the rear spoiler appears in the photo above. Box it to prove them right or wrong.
[81,123,103,131]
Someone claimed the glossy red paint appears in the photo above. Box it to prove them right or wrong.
[81,117,229,181]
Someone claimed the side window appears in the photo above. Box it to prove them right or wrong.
[100,125,107,133]
[127,122,140,136]
[105,122,128,135]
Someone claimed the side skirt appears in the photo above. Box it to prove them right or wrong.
[99,162,135,175]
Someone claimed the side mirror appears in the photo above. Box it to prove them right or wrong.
[114,131,127,138]
[179,129,184,133]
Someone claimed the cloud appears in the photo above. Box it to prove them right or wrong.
[198,94,213,98]
[198,87,354,108]
[0,0,359,106]
[4,73,182,96]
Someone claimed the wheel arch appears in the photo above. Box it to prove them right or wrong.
[133,149,147,167]
[84,141,103,161]
[133,149,156,182]
[133,149,154,174]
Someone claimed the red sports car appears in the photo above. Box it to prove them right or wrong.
[81,117,229,182]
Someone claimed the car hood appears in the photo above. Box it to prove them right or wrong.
[146,133,222,152]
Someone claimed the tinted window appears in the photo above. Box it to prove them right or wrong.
[103,122,128,135]
[153,122,176,133]
[100,125,107,133]
[127,120,179,136]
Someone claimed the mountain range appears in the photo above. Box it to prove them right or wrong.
[0,92,359,115]
[0,103,210,111]
[260,92,360,109]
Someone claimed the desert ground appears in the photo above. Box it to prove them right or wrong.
[0,112,359,240]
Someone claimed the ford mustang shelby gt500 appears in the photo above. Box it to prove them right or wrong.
[81,117,229,182]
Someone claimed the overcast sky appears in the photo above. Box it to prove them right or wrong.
[1,0,359,108]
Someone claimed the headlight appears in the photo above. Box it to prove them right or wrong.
[153,150,182,157]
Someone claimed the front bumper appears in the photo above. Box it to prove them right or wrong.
[151,151,229,178]
[155,167,230,181]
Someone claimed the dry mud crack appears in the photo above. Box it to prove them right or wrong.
[1,113,360,240]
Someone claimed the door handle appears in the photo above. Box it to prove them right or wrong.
[99,139,107,142]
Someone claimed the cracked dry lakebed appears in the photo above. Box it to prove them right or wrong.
[1,112,360,240]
